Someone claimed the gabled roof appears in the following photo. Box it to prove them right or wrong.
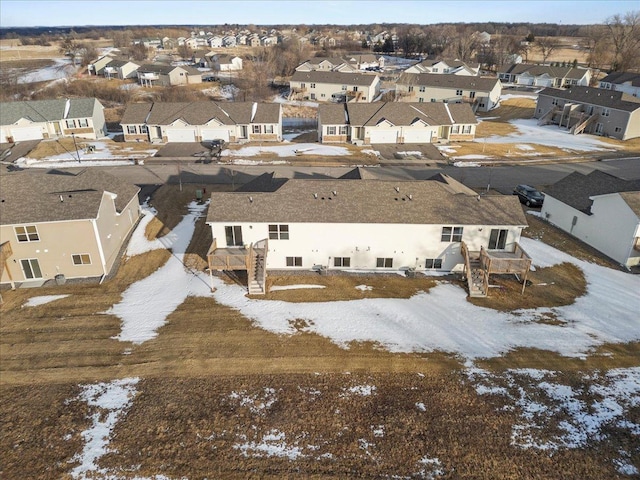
[138,64,202,75]
[206,177,527,226]
[537,86,640,112]
[218,102,281,124]
[291,70,379,87]
[0,169,140,225]
[105,59,139,68]
[544,170,640,214]
[600,71,640,87]
[0,98,100,125]
[396,73,500,91]
[499,63,588,79]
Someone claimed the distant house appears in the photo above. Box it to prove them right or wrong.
[497,64,591,87]
[120,101,282,143]
[289,71,381,103]
[103,59,140,80]
[344,54,385,71]
[405,58,480,76]
[209,54,243,71]
[395,73,502,112]
[535,86,640,140]
[295,57,358,73]
[599,72,640,98]
[0,169,140,288]
[205,173,529,296]
[208,36,224,48]
[318,102,477,144]
[0,98,106,142]
[541,171,640,269]
[136,64,202,87]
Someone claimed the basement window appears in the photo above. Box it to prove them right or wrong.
[286,256,302,267]
[425,258,443,269]
[72,254,92,265]
[376,257,393,268]
[334,257,351,267]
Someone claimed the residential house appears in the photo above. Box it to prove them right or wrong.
[208,36,224,48]
[540,170,640,269]
[599,72,640,98]
[184,38,199,50]
[0,98,106,142]
[120,101,282,143]
[344,53,385,71]
[405,58,480,76]
[289,71,381,103]
[535,86,640,140]
[249,35,261,47]
[318,102,477,144]
[88,51,126,76]
[137,64,202,87]
[295,57,358,73]
[161,37,176,50]
[261,35,279,46]
[103,59,141,80]
[236,34,248,45]
[0,169,140,287]
[210,54,243,72]
[205,173,529,296]
[223,35,237,47]
[191,50,214,67]
[498,64,591,87]
[395,73,502,112]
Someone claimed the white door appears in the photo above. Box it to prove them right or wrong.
[11,126,43,141]
[20,258,42,280]
[368,129,399,144]
[201,129,230,142]
[166,128,196,142]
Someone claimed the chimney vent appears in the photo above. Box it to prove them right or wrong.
[395,186,400,193]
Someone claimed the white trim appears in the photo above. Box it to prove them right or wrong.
[91,219,108,276]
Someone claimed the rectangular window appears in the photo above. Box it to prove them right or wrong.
[469,91,476,99]
[339,126,348,135]
[408,86,414,92]
[327,126,336,135]
[441,226,463,242]
[140,125,148,133]
[20,258,42,280]
[552,99,559,106]
[602,108,610,117]
[310,83,316,88]
[419,86,425,92]
[72,254,92,265]
[252,125,262,134]
[78,118,89,128]
[614,126,622,133]
[353,86,358,92]
[451,125,460,134]
[225,225,243,246]
[430,98,436,102]
[65,119,76,128]
[286,256,302,267]
[264,125,274,134]
[432,68,438,72]
[425,258,443,269]
[418,98,424,103]
[127,125,137,134]
[463,125,472,134]
[334,257,351,267]
[268,224,289,240]
[300,83,306,88]
[456,89,463,96]
[15,225,39,242]
[595,122,604,134]
[341,85,347,91]
[310,93,316,100]
[488,229,508,250]
[376,257,393,268]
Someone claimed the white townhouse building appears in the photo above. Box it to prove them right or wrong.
[289,70,381,103]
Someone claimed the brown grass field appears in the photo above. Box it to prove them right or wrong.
[1,185,638,478]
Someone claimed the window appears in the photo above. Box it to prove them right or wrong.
[321,94,326,98]
[552,98,559,106]
[595,122,604,134]
[339,126,348,135]
[310,83,316,88]
[252,125,262,134]
[264,125,274,134]
[72,254,92,265]
[432,68,438,73]
[286,256,302,267]
[456,89,463,96]
[15,225,39,242]
[65,119,76,128]
[268,224,289,240]
[463,125,472,134]
[78,118,89,128]
[418,98,424,103]
[140,125,148,133]
[310,93,316,100]
[20,258,42,280]
[430,98,436,102]
[408,86,414,92]
[469,91,476,99]
[225,225,243,246]
[419,86,425,92]
[300,83,306,88]
[488,229,508,250]
[127,125,137,134]
[425,258,443,269]
[441,226,463,242]
[353,86,358,92]
[614,126,622,133]
[327,126,336,135]
[342,85,347,91]
[451,125,460,134]
[334,257,351,267]
[602,108,610,117]
[376,258,393,268]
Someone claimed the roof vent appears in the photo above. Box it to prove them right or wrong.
[313,193,318,199]
[249,196,253,203]
[408,194,413,200]
[394,186,400,193]
[60,195,64,202]
[332,190,337,196]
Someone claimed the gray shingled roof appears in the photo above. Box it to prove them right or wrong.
[120,102,153,124]
[0,98,100,125]
[291,70,378,86]
[138,64,201,75]
[499,63,587,80]
[318,104,347,125]
[206,177,527,226]
[544,170,640,214]
[600,71,640,87]
[0,169,140,225]
[218,102,281,124]
[537,86,640,112]
[396,73,499,91]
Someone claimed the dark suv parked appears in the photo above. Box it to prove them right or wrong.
[513,184,545,207]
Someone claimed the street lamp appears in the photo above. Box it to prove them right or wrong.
[71,133,81,163]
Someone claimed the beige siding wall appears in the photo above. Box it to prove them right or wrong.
[95,192,140,273]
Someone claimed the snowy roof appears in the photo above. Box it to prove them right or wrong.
[206,176,527,226]
[0,169,139,225]
[537,86,640,112]
[0,98,100,125]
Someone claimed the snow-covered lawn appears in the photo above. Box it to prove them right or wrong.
[223,143,351,158]
[22,294,69,307]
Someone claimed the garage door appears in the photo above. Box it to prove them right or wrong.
[535,78,554,87]
[403,128,433,144]
[201,129,230,142]
[11,126,43,141]
[368,129,399,144]
[166,128,196,142]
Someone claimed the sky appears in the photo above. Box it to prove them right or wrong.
[0,0,636,28]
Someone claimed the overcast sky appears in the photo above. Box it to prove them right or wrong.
[0,0,635,28]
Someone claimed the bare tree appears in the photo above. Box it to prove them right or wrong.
[579,24,610,70]
[176,43,192,61]
[605,11,640,71]
[535,37,557,64]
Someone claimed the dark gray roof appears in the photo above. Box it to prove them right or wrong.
[138,64,201,75]
[319,102,477,127]
[600,71,640,87]
[396,73,499,91]
[499,63,588,80]
[544,170,640,214]
[120,102,153,124]
[218,102,281,124]
[235,172,289,192]
[105,59,139,68]
[0,98,100,125]
[0,169,140,225]
[291,70,378,86]
[206,177,526,226]
[537,86,640,112]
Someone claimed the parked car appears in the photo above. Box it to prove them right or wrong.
[513,184,545,207]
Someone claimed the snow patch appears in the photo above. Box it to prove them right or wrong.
[22,294,69,307]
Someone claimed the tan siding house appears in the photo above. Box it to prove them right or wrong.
[137,64,202,87]
[290,71,380,103]
[0,170,140,287]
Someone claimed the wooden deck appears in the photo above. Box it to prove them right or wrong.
[0,241,15,294]
[206,238,269,295]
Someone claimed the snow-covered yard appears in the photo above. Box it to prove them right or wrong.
[223,142,352,158]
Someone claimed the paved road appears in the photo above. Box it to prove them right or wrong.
[92,156,640,194]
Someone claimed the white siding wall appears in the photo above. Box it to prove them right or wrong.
[209,221,524,272]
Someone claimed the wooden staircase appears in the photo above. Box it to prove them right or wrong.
[247,238,268,295]
[462,241,487,297]
[571,113,598,135]
[537,106,558,126]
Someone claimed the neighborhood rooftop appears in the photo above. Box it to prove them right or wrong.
[397,72,500,90]
[537,86,640,112]
[291,70,379,86]
[0,98,99,124]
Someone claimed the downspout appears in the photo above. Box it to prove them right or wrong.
[91,219,108,277]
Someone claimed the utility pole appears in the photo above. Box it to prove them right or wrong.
[71,133,81,163]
